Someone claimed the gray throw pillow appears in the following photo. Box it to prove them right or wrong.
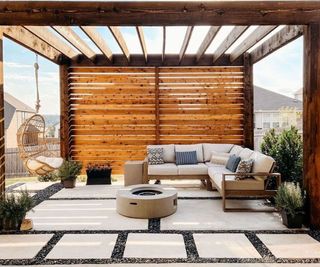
[148,147,164,165]
[225,154,241,172]
[235,159,254,180]
[175,151,197,165]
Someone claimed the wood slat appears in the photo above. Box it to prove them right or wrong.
[136,27,147,62]
[108,26,130,62]
[179,26,193,64]
[196,26,220,62]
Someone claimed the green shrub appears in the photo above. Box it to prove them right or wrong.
[38,171,59,182]
[0,190,34,230]
[275,182,305,217]
[261,126,303,184]
[58,160,82,181]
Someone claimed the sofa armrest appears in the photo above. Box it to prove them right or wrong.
[142,157,149,183]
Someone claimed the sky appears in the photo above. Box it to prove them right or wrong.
[3,26,303,115]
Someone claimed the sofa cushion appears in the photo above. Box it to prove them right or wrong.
[147,144,175,163]
[202,143,234,162]
[175,144,204,162]
[176,151,198,165]
[210,172,265,191]
[250,152,275,180]
[239,148,254,159]
[226,155,241,172]
[229,145,244,156]
[178,163,208,175]
[148,163,178,175]
[147,147,164,165]
[210,151,230,165]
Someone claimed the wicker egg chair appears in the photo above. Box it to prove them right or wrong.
[17,114,63,176]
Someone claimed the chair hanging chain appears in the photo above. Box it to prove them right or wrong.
[34,54,41,113]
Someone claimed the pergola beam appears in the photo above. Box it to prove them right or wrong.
[53,26,96,60]
[24,26,79,59]
[213,26,248,63]
[80,26,112,62]
[0,1,320,25]
[162,26,166,62]
[251,25,303,64]
[230,26,277,63]
[179,26,193,64]
[196,26,220,62]
[3,26,63,64]
[108,26,130,62]
[136,26,147,63]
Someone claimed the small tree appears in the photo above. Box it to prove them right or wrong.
[261,126,303,184]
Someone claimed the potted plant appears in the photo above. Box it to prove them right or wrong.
[0,190,33,231]
[275,182,305,228]
[58,160,82,188]
[86,163,112,185]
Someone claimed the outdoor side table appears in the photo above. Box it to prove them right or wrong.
[124,160,144,186]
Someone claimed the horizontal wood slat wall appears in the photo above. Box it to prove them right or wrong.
[68,66,244,174]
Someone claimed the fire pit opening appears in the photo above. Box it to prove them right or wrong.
[132,189,163,196]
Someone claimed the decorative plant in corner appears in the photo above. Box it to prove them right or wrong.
[275,182,305,228]
[0,190,34,231]
[86,163,112,185]
[58,159,83,188]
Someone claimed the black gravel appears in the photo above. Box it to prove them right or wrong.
[31,183,63,208]
[5,182,25,192]
[148,218,160,232]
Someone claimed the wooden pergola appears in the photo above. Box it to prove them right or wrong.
[0,1,319,228]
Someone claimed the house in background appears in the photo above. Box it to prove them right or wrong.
[4,92,35,149]
[254,86,302,150]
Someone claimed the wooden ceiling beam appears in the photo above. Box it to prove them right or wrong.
[108,26,130,62]
[251,25,303,63]
[80,26,112,62]
[229,26,277,63]
[136,27,147,63]
[212,26,248,63]
[3,26,63,64]
[53,26,96,60]
[0,1,319,25]
[179,26,193,64]
[196,26,220,62]
[24,26,79,59]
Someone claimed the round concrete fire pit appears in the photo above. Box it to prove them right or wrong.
[116,184,177,219]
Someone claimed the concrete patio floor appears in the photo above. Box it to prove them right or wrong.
[1,182,319,266]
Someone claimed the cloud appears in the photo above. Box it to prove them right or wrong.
[4,61,33,69]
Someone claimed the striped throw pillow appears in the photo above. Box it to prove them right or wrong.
[175,151,197,165]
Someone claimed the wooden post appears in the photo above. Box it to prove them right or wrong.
[0,30,5,195]
[243,53,254,149]
[303,24,320,229]
[155,67,160,144]
[59,65,70,159]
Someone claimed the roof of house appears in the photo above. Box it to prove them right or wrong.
[4,92,35,113]
[254,86,302,111]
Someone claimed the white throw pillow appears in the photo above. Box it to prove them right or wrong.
[210,151,230,165]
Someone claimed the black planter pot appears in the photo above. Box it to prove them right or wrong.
[2,218,23,231]
[86,169,112,185]
[281,210,304,228]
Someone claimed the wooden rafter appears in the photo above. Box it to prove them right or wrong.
[0,1,320,25]
[108,26,130,62]
[196,26,220,62]
[81,26,112,62]
[3,26,63,64]
[230,26,277,63]
[53,26,96,60]
[136,27,147,63]
[24,26,79,59]
[179,26,193,64]
[251,25,303,63]
[162,26,166,62]
[212,26,248,63]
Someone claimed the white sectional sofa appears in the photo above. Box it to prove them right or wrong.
[143,143,281,211]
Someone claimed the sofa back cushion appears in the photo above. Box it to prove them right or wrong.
[229,145,244,156]
[210,151,230,165]
[175,144,204,162]
[239,148,254,159]
[175,151,198,165]
[226,155,241,172]
[250,152,275,180]
[147,144,175,163]
[202,143,234,162]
